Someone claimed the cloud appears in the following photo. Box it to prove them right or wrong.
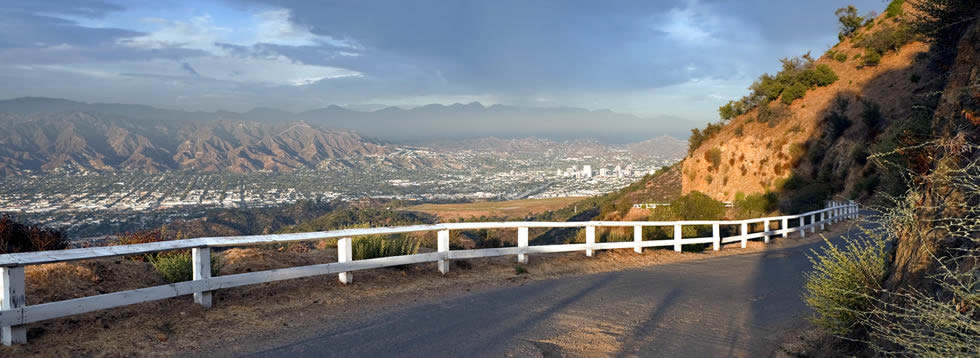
[181,62,200,77]
[1,0,891,121]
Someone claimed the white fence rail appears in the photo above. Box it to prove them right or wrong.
[0,201,859,345]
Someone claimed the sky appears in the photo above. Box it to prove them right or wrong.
[0,0,888,124]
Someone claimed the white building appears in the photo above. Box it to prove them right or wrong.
[582,165,592,178]
[599,168,608,177]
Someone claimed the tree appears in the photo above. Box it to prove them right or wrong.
[836,5,864,38]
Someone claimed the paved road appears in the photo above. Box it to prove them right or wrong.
[243,226,859,357]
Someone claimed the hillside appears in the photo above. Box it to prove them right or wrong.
[671,1,979,355]
[682,3,932,208]
[0,114,398,175]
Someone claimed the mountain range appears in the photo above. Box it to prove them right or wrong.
[0,97,689,176]
[0,97,697,142]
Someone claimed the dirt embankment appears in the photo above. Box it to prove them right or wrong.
[682,11,930,201]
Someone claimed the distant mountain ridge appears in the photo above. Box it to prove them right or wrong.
[0,113,389,175]
[0,97,698,142]
[0,97,690,176]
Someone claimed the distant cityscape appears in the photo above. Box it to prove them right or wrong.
[0,146,679,237]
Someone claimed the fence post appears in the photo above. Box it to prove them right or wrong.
[517,227,528,264]
[633,225,642,254]
[782,218,789,238]
[740,222,749,248]
[820,212,826,231]
[673,224,682,252]
[192,247,212,309]
[438,229,450,274]
[712,223,720,251]
[800,217,806,238]
[1,266,26,346]
[338,237,353,284]
[763,219,771,243]
[585,226,595,257]
[810,214,817,233]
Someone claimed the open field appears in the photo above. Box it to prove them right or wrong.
[400,197,587,220]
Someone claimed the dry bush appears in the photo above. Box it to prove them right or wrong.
[804,232,890,334]
[0,215,67,254]
[805,138,979,356]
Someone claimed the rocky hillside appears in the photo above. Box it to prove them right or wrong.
[681,2,932,207]
[0,114,391,175]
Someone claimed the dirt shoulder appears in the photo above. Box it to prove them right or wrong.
[1,226,850,357]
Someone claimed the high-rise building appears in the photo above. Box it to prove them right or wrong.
[582,165,592,178]
[599,168,608,177]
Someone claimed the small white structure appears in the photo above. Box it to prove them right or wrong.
[582,165,592,178]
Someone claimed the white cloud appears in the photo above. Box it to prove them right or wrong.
[110,11,361,87]
[254,9,359,50]
[120,16,228,52]
[654,0,733,47]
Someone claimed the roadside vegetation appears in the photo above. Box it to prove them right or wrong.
[117,226,222,283]
[352,234,421,260]
[0,215,67,254]
[804,139,979,356]
[799,0,980,355]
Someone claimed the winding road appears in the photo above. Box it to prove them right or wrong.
[227,224,861,357]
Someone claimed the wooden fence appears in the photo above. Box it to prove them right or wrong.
[0,201,858,345]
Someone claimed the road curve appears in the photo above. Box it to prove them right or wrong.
[239,226,859,357]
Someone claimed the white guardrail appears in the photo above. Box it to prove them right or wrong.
[0,201,858,345]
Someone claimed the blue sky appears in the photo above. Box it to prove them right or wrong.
[0,0,887,123]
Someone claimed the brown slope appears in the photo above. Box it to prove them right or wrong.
[0,115,393,175]
[681,9,931,202]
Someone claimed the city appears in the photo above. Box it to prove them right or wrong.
[0,146,679,237]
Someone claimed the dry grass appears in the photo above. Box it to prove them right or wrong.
[400,197,587,220]
[0,225,851,357]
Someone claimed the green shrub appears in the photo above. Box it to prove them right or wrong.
[352,235,421,260]
[734,125,744,137]
[513,265,528,274]
[707,147,722,168]
[863,48,882,66]
[718,100,746,120]
[860,100,883,139]
[781,81,809,104]
[734,193,777,219]
[804,235,889,334]
[150,251,222,283]
[835,5,865,38]
[688,121,724,154]
[885,0,904,18]
[671,191,725,221]
[864,23,913,52]
[811,64,839,86]
[835,53,848,62]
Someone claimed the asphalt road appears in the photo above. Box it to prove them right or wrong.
[243,225,859,358]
